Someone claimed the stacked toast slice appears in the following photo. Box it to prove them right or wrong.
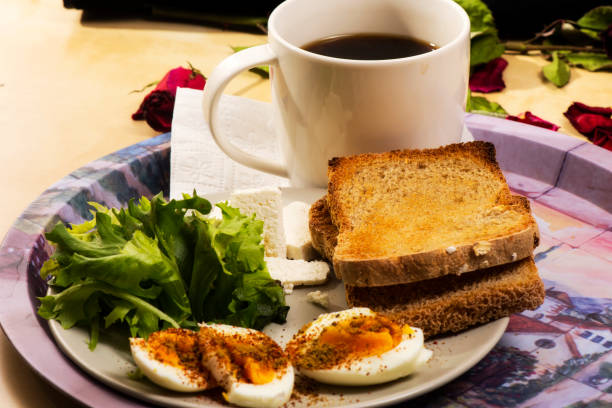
[309,142,545,338]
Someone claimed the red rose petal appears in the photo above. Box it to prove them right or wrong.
[564,102,612,138]
[132,65,206,132]
[138,90,175,133]
[567,102,612,117]
[163,67,206,97]
[469,58,508,93]
[591,128,612,152]
[575,113,612,135]
[506,111,560,131]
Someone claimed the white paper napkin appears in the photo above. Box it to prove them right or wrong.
[170,88,289,200]
[170,88,474,199]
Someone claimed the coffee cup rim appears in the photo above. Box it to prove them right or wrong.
[268,0,471,66]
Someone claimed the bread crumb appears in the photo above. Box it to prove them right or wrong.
[511,252,517,261]
[457,263,469,274]
[306,290,329,309]
[445,246,456,254]
[480,260,489,268]
[283,283,294,294]
[473,241,492,256]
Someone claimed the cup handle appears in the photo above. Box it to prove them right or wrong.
[202,44,288,178]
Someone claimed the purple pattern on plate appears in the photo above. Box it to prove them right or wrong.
[0,133,170,408]
[1,115,611,408]
[556,142,612,214]
[466,114,584,194]
[466,114,612,230]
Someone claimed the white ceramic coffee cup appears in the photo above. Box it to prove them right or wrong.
[202,0,470,187]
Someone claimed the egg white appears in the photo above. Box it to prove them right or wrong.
[199,323,294,408]
[129,337,209,392]
[289,307,432,386]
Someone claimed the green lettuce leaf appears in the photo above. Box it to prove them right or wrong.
[38,191,287,348]
[38,281,181,349]
[192,202,288,329]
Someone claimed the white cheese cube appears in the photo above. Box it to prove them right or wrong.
[265,257,330,287]
[283,201,318,261]
[306,290,330,309]
[230,187,286,257]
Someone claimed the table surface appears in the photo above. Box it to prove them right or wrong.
[1,1,611,407]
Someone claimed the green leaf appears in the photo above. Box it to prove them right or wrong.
[454,0,504,67]
[580,28,603,41]
[542,51,571,87]
[39,191,288,348]
[466,90,507,116]
[193,202,287,329]
[231,46,270,78]
[103,299,134,328]
[129,80,159,95]
[39,190,288,348]
[566,52,612,71]
[454,0,497,39]
[577,6,612,31]
[470,34,505,67]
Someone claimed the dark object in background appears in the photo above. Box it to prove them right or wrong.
[64,0,278,30]
[64,0,609,39]
[63,0,279,15]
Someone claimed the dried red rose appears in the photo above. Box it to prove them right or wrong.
[592,128,612,151]
[506,111,560,131]
[132,66,206,132]
[469,58,508,93]
[564,102,612,151]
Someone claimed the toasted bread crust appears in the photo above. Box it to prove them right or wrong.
[322,142,539,286]
[309,194,539,285]
[345,257,545,338]
[308,197,337,263]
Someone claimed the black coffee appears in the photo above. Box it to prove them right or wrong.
[302,33,436,60]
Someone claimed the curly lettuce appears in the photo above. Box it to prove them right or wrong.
[38,192,288,349]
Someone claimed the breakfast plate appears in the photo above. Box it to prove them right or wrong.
[1,112,610,407]
[47,187,509,408]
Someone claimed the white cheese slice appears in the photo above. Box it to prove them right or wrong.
[283,201,318,261]
[229,187,286,257]
[306,290,329,309]
[265,257,330,287]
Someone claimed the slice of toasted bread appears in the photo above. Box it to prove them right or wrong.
[345,257,545,339]
[325,142,539,286]
[309,197,338,264]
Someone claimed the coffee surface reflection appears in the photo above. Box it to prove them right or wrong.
[302,33,437,60]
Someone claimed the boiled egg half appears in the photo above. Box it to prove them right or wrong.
[129,328,214,392]
[285,307,432,386]
[198,323,294,408]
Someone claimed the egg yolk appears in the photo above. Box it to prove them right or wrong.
[288,314,410,370]
[198,326,288,385]
[144,328,200,368]
[136,328,212,388]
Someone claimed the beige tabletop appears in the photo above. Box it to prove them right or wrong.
[1,0,610,406]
